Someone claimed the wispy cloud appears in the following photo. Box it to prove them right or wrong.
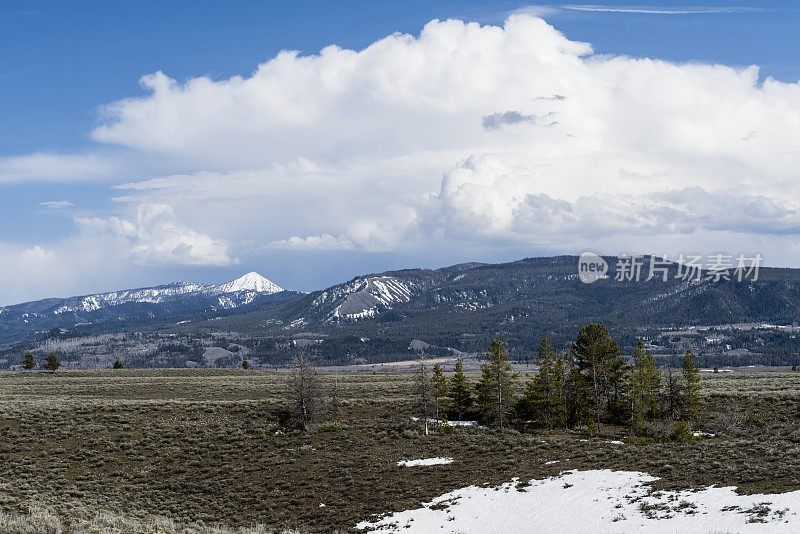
[562,5,761,15]
[0,152,118,184]
[510,4,761,19]
[39,200,75,209]
[512,5,562,18]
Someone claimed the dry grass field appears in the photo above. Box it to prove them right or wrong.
[1,369,800,532]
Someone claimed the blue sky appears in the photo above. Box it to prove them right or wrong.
[1,1,800,303]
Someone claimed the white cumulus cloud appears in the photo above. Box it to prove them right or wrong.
[77,203,235,266]
[432,155,800,245]
[269,234,355,251]
[86,15,800,258]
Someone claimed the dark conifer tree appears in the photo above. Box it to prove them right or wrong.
[476,338,517,428]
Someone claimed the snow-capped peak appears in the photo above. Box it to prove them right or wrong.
[214,272,283,294]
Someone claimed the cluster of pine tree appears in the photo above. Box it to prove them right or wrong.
[414,322,703,438]
[19,352,60,372]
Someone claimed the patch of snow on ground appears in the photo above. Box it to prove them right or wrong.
[397,458,453,467]
[409,418,478,427]
[447,420,478,427]
[357,469,800,533]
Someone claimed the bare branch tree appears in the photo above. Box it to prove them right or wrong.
[662,366,683,421]
[330,371,341,423]
[413,355,433,435]
[288,353,320,430]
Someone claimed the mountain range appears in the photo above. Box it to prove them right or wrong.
[3,256,800,355]
[205,256,800,352]
[0,272,291,343]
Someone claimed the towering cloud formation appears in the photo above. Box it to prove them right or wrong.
[94,15,800,252]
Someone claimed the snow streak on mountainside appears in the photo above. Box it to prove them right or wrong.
[312,276,415,321]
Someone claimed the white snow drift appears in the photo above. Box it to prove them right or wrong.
[357,469,800,533]
[396,458,454,467]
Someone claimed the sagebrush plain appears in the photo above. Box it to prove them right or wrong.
[1,369,800,532]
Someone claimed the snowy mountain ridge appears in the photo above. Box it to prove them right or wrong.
[0,272,287,341]
[47,272,283,315]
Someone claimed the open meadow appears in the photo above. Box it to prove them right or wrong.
[2,369,800,532]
